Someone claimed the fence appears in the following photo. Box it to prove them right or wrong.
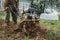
[0,0,4,11]
[0,0,31,12]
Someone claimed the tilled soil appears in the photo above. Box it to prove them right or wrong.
[0,19,48,40]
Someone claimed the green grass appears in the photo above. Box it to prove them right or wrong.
[0,12,6,20]
[40,19,60,40]
[25,36,29,40]
[0,12,13,21]
[40,19,60,30]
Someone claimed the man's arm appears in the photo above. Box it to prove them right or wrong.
[4,0,8,8]
[15,0,19,11]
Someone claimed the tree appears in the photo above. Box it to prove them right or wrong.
[30,0,60,16]
[31,0,46,16]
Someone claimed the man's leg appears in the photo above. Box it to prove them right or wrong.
[11,12,17,24]
[11,6,18,24]
[5,11,10,25]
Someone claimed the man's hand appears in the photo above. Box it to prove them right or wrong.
[3,7,8,12]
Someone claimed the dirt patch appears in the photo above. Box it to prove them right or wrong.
[0,19,48,40]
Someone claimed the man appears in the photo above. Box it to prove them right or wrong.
[4,0,19,24]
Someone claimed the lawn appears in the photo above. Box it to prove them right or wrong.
[0,12,60,33]
[0,12,60,40]
[0,12,6,20]
[40,19,60,30]
[40,19,60,40]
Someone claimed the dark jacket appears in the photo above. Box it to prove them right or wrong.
[4,0,19,10]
